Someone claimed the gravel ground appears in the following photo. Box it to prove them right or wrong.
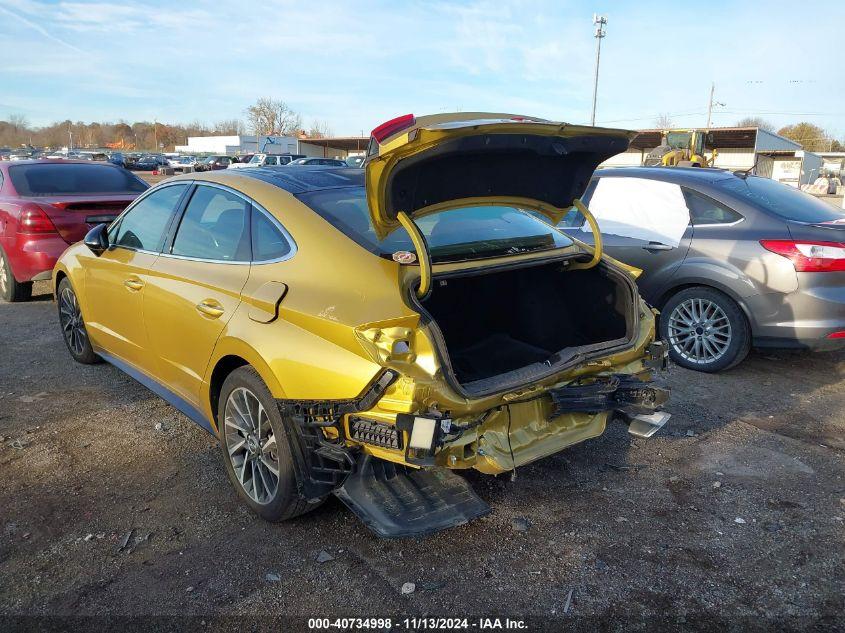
[1,281,844,631]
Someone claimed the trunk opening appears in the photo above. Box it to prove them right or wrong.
[417,259,636,397]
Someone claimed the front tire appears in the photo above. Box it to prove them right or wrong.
[218,366,314,521]
[0,246,32,302]
[660,286,750,372]
[57,278,100,364]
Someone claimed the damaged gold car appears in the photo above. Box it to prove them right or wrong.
[54,113,670,537]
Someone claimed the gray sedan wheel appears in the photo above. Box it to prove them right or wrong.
[660,286,750,372]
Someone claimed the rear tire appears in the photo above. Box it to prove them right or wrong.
[0,246,32,302]
[217,366,317,522]
[660,286,750,372]
[57,278,100,364]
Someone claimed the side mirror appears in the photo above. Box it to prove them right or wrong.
[84,224,109,256]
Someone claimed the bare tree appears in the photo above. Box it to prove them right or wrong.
[245,98,302,136]
[654,113,673,129]
[307,120,333,138]
[213,119,245,135]
[9,114,29,134]
[736,116,775,132]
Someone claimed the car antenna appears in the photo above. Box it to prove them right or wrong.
[733,154,760,179]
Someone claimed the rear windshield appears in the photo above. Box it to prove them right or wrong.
[9,163,148,196]
[720,176,845,224]
[297,186,573,263]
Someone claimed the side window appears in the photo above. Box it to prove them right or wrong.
[558,179,598,227]
[252,210,292,261]
[585,177,691,246]
[171,186,250,261]
[683,188,743,225]
[112,183,187,251]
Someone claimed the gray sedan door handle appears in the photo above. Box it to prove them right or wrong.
[643,242,673,251]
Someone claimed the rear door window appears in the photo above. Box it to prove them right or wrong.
[112,183,188,252]
[683,188,743,225]
[252,211,292,261]
[171,185,250,261]
[581,177,691,247]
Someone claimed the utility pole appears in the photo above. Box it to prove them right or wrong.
[590,14,608,126]
[68,125,72,151]
[153,119,158,152]
[705,83,725,129]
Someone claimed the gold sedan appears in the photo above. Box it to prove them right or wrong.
[53,113,669,537]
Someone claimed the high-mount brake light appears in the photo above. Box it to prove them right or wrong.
[370,114,416,143]
[760,239,845,273]
[18,204,57,234]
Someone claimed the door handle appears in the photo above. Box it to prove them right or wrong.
[642,242,673,252]
[196,299,225,319]
[123,278,144,291]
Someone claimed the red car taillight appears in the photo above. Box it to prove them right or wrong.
[18,204,58,234]
[760,239,845,272]
[370,113,416,143]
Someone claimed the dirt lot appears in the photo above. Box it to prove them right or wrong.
[1,282,844,631]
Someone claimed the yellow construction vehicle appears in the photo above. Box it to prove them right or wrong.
[643,129,717,167]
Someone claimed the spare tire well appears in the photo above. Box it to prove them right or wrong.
[209,355,249,424]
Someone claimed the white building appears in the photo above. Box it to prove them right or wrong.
[174,135,299,156]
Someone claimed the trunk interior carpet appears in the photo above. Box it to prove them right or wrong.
[334,456,491,538]
[450,333,551,384]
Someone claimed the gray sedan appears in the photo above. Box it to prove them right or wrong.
[560,167,845,372]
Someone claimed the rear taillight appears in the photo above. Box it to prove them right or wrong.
[760,239,845,272]
[827,331,845,339]
[370,113,416,143]
[18,204,58,234]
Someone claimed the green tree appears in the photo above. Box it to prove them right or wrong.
[777,122,832,152]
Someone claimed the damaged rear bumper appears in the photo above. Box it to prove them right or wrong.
[548,374,670,417]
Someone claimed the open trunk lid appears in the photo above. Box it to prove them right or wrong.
[364,113,634,240]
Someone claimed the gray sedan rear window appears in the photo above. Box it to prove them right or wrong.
[721,176,845,224]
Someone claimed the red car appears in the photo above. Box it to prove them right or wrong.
[0,160,148,301]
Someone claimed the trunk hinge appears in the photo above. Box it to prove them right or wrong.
[568,197,603,270]
[396,210,432,300]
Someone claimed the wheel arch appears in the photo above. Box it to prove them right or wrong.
[203,338,287,432]
[53,268,68,298]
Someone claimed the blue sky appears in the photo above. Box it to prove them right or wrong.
[1,0,843,137]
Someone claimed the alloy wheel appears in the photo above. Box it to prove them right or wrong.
[667,298,732,365]
[224,387,279,505]
[59,286,88,356]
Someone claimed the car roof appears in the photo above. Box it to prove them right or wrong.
[208,166,363,194]
[595,166,739,185]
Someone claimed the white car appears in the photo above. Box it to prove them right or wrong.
[227,153,299,169]
[168,156,197,172]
